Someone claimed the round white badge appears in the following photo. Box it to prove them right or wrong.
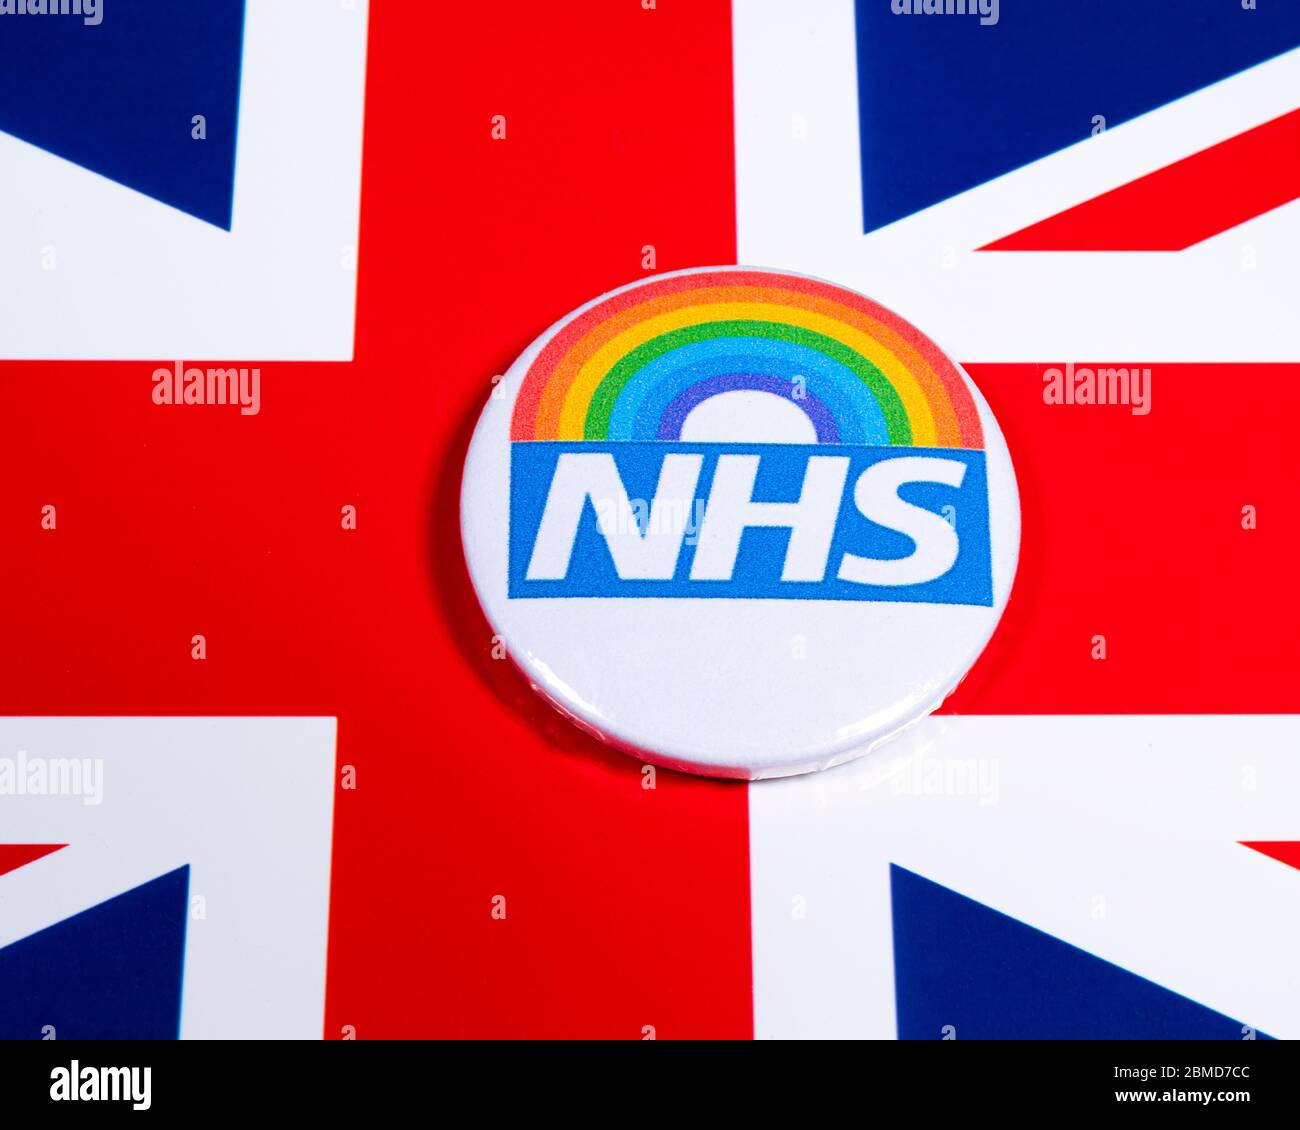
[461,267,1018,778]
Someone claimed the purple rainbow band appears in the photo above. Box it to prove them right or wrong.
[654,373,841,443]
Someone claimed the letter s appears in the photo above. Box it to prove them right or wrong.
[837,457,964,586]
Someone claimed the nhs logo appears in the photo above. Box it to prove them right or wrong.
[509,441,992,606]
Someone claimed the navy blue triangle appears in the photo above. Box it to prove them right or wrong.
[855,0,1300,233]
[0,1,246,229]
[0,865,189,1040]
[891,864,1271,1040]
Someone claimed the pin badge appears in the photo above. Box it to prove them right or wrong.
[461,268,1018,778]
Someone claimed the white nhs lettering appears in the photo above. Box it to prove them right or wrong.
[525,452,965,586]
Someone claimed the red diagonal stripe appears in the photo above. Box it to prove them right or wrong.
[980,108,1300,251]
[1240,841,1300,872]
[0,844,66,878]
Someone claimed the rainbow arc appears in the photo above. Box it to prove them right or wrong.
[511,270,983,449]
